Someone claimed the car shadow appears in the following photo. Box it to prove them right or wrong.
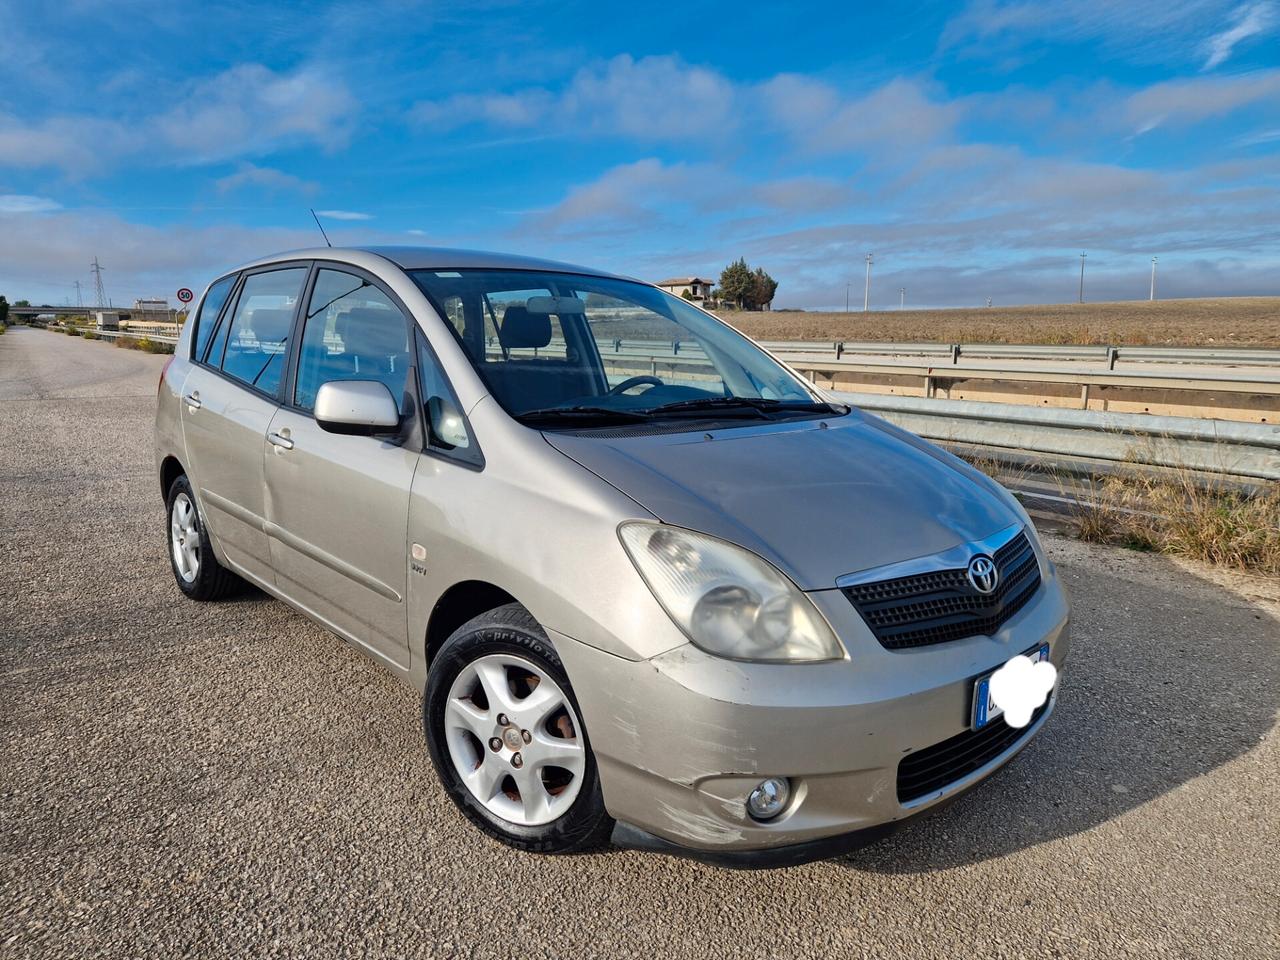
[837,548,1279,873]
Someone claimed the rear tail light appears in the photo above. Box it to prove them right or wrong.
[158,356,175,394]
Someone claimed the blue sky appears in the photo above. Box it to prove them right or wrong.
[1,0,1278,309]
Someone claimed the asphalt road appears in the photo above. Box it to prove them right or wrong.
[2,325,1278,959]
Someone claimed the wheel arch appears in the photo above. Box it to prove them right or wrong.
[425,580,520,667]
[159,454,185,500]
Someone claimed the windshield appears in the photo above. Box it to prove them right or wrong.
[408,269,836,429]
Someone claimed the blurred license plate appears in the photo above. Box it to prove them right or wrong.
[972,644,1050,730]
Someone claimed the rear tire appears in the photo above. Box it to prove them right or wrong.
[166,474,241,601]
[424,603,613,854]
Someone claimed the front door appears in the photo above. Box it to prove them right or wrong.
[262,267,419,669]
[180,265,308,585]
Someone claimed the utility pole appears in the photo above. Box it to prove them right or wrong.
[845,282,850,313]
[986,297,993,308]
[90,257,108,308]
[74,280,83,311]
[863,253,873,312]
[899,287,905,310]
[1078,251,1087,303]
[1150,257,1158,301]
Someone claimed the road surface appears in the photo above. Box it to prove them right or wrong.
[2,325,1277,959]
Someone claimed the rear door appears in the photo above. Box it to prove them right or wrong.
[261,265,420,669]
[180,264,308,586]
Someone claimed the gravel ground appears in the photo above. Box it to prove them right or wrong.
[2,325,1278,959]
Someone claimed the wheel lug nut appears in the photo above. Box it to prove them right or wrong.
[488,737,502,752]
[521,730,531,743]
[496,713,509,726]
[511,752,523,768]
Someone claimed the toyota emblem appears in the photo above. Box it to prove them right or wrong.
[967,555,999,594]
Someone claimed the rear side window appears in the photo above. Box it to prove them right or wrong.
[215,267,306,395]
[191,275,236,362]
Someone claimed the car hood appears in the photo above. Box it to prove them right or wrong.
[544,410,1019,591]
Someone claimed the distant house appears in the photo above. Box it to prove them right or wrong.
[655,277,715,302]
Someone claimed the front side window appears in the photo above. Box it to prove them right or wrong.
[191,274,236,362]
[409,269,831,430]
[216,267,306,395]
[294,269,412,413]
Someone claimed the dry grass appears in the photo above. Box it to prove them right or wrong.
[964,453,1280,577]
[1070,473,1280,576]
[729,296,1280,347]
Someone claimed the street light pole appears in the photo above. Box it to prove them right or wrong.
[899,287,905,310]
[863,253,873,312]
[1150,257,1158,301]
[1078,251,1087,303]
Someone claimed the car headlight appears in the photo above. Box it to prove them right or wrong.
[618,522,843,663]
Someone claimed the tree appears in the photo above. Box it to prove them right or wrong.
[681,288,695,301]
[717,258,755,310]
[0,296,8,326]
[751,267,778,311]
[717,258,780,310]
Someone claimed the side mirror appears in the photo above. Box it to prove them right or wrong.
[314,380,400,435]
[428,395,470,449]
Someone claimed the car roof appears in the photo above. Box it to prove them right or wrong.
[236,246,634,281]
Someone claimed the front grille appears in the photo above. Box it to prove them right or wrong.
[843,531,1041,649]
[897,702,1048,804]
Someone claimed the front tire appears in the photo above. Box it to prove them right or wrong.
[165,474,241,601]
[424,603,613,854]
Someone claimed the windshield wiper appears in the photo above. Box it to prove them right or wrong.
[516,405,654,425]
[644,396,843,417]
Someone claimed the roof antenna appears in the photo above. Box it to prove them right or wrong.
[309,208,333,247]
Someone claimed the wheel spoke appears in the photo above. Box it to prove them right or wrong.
[465,755,505,802]
[531,732,585,774]
[515,681,564,729]
[512,767,552,823]
[445,696,493,741]
[473,660,518,715]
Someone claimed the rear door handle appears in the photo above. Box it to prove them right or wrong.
[183,392,201,409]
[268,432,294,450]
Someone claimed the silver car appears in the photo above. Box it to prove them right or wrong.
[155,247,1069,867]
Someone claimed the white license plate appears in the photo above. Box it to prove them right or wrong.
[972,644,1050,730]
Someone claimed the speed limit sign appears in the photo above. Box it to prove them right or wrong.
[177,287,194,304]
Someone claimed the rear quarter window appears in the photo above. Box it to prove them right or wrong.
[191,274,237,362]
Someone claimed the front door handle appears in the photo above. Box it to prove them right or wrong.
[183,392,201,409]
[268,432,294,451]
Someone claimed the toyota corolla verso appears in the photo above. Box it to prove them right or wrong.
[155,247,1069,867]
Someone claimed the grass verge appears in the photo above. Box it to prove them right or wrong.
[966,454,1280,577]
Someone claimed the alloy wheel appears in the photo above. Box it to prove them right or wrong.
[443,654,586,826]
[170,492,200,583]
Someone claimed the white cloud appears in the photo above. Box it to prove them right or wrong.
[215,162,318,195]
[411,54,737,142]
[0,194,61,213]
[940,0,1234,64]
[0,63,357,176]
[315,209,373,220]
[1125,68,1280,134]
[760,76,961,154]
[157,64,357,164]
[1202,1,1276,69]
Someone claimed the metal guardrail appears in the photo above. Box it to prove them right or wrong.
[767,340,1280,367]
[831,391,1280,482]
[786,357,1280,400]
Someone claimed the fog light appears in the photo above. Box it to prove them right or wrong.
[746,777,791,821]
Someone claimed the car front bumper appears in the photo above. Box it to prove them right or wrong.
[551,564,1070,865]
